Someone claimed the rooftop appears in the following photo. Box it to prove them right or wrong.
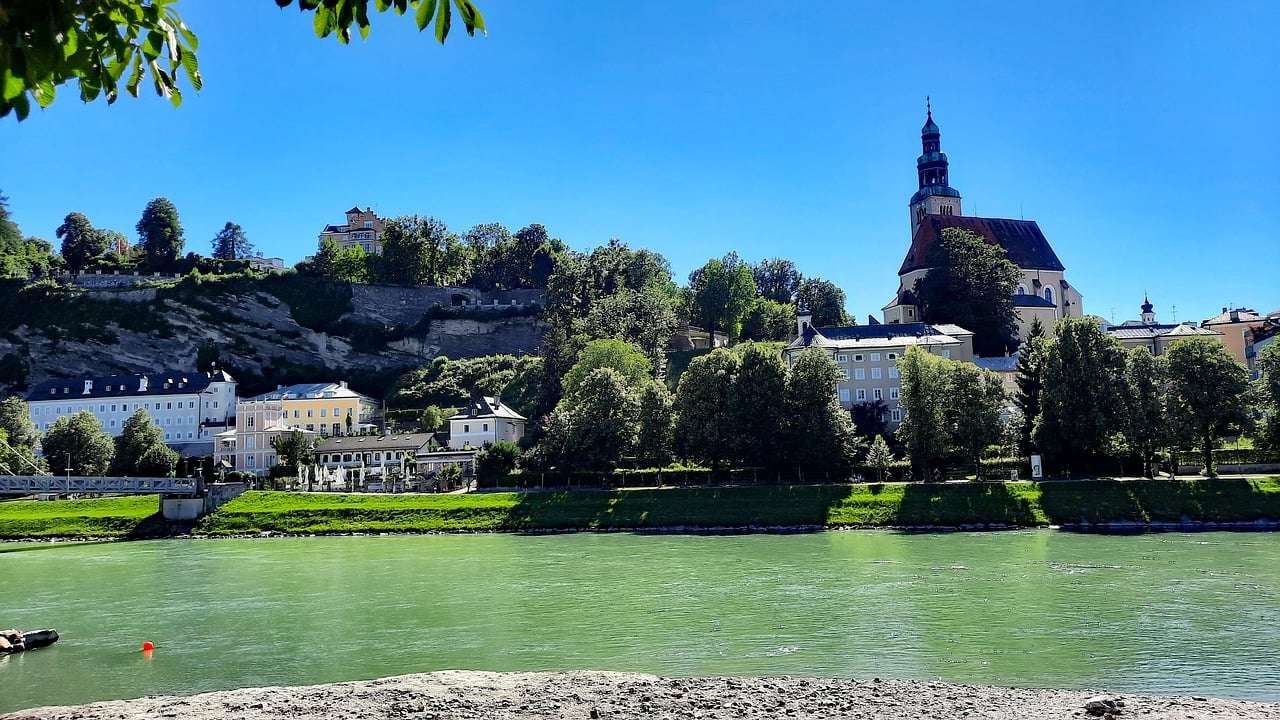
[246,382,373,403]
[787,322,967,351]
[448,396,527,421]
[316,433,435,453]
[901,215,1065,275]
[27,369,234,402]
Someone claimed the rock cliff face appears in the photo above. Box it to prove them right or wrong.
[0,278,546,398]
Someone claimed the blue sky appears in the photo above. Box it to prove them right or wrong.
[3,1,1277,324]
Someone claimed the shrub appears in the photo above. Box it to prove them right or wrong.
[475,440,521,481]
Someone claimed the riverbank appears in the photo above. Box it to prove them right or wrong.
[2,477,1278,539]
[7,671,1280,719]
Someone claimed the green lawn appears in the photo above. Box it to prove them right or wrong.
[0,495,159,538]
[5,478,1279,539]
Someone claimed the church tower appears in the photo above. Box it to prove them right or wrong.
[908,99,963,237]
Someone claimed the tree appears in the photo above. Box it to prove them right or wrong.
[673,348,741,468]
[636,381,674,467]
[688,253,757,341]
[864,435,894,483]
[112,409,175,476]
[379,215,469,286]
[583,286,680,373]
[740,298,795,341]
[897,346,950,481]
[851,399,889,440]
[336,243,370,283]
[418,405,447,433]
[728,343,788,468]
[946,363,1006,475]
[560,339,653,400]
[1032,318,1127,475]
[475,439,520,481]
[271,430,315,471]
[312,237,343,280]
[57,212,107,274]
[41,412,114,476]
[1013,317,1048,453]
[914,227,1021,356]
[783,348,861,476]
[1120,348,1168,478]
[0,396,42,474]
[1,193,60,278]
[136,197,184,268]
[1258,344,1280,451]
[540,368,639,471]
[794,278,849,327]
[2,0,483,121]
[1165,338,1252,477]
[211,221,252,260]
[751,258,802,304]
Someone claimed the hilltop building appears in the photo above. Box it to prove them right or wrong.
[785,309,974,426]
[1103,297,1222,355]
[447,396,527,449]
[883,104,1084,345]
[319,205,385,255]
[26,369,237,456]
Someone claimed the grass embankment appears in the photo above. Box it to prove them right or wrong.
[198,477,1280,535]
[0,495,159,538]
[5,478,1279,538]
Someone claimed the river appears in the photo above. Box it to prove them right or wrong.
[2,531,1278,712]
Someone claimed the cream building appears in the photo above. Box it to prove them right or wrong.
[447,397,527,449]
[26,368,236,456]
[318,205,385,255]
[213,398,319,476]
[1105,298,1223,355]
[882,105,1083,346]
[1201,307,1268,365]
[246,382,379,437]
[784,309,975,427]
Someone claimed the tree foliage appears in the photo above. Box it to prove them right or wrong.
[1164,338,1252,477]
[276,0,486,45]
[0,395,42,474]
[1258,343,1280,451]
[1032,318,1127,475]
[539,367,639,471]
[728,343,788,468]
[0,192,60,278]
[1120,347,1168,478]
[136,197,184,268]
[864,434,894,482]
[688,252,756,340]
[751,258,802,304]
[635,381,674,467]
[474,439,520,480]
[57,212,108,274]
[560,339,653,401]
[896,347,951,480]
[270,430,315,470]
[945,362,1006,472]
[794,277,849,327]
[379,215,469,286]
[111,408,176,476]
[740,298,795,341]
[673,348,741,469]
[1013,317,1047,453]
[389,354,539,411]
[211,221,252,260]
[783,348,862,476]
[41,411,114,476]
[583,286,680,374]
[914,227,1021,356]
[465,222,564,290]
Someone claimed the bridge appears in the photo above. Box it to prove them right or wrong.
[0,475,199,496]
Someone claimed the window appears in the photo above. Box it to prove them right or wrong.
[839,388,850,403]
[1044,287,1054,304]
[483,423,489,432]
[321,409,327,417]
[293,410,300,418]
[166,402,172,410]
[374,453,382,462]
[871,368,882,379]
[871,352,881,362]
[1017,285,1026,295]
[110,404,116,412]
[333,423,340,435]
[110,420,116,428]
[189,401,195,409]
[887,352,898,360]
[873,388,883,401]
[854,368,866,380]
[155,403,161,410]
[187,432,193,439]
[942,349,952,359]
[856,389,867,401]
[839,369,849,380]
[306,424,314,431]
[890,387,899,400]
[122,404,127,411]
[334,407,341,416]
[247,416,255,428]
[307,409,313,418]
[99,404,105,412]
[891,409,902,422]
[853,354,864,362]
[464,424,470,433]
[105,385,112,392]
[836,354,848,363]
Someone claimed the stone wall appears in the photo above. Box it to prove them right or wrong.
[350,284,544,326]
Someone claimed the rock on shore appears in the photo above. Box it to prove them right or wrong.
[6,671,1280,720]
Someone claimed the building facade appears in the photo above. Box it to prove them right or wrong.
[26,369,236,456]
[212,399,319,475]
[784,309,975,427]
[245,382,379,437]
[1201,307,1268,365]
[447,397,527,449]
[1104,298,1223,355]
[883,106,1084,345]
[318,205,385,255]
[314,433,433,473]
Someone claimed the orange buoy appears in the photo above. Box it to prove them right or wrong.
[141,641,154,652]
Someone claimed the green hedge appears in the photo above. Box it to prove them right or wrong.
[1175,448,1280,467]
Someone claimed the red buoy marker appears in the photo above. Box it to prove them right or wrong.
[141,641,154,652]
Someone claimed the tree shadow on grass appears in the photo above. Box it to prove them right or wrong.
[503,485,856,532]
[895,482,1041,526]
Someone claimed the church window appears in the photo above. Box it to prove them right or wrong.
[1017,285,1026,295]
[1044,287,1054,304]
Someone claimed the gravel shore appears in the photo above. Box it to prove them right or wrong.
[6,671,1280,720]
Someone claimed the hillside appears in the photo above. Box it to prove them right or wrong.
[0,274,546,399]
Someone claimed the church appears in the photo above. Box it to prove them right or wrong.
[881,105,1084,345]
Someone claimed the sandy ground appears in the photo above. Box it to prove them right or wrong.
[6,671,1280,720]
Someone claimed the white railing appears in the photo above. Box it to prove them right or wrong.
[0,476,198,495]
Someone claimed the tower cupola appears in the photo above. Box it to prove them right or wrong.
[1140,296,1156,325]
[908,97,963,237]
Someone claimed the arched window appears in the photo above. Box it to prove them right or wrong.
[1044,287,1054,304]
[1017,285,1026,295]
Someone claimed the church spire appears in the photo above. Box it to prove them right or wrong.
[908,98,962,236]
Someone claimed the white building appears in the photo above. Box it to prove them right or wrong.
[212,398,320,476]
[26,369,237,456]
[784,309,975,428]
[447,397,526,449]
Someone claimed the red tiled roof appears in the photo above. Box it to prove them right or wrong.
[900,215,1065,275]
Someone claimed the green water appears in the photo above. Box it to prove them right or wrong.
[2,531,1279,712]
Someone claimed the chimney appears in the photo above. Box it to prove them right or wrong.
[339,380,348,389]
[83,380,93,394]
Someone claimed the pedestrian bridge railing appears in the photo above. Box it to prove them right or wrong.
[0,476,198,495]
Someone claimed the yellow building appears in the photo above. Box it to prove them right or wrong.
[245,382,378,437]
